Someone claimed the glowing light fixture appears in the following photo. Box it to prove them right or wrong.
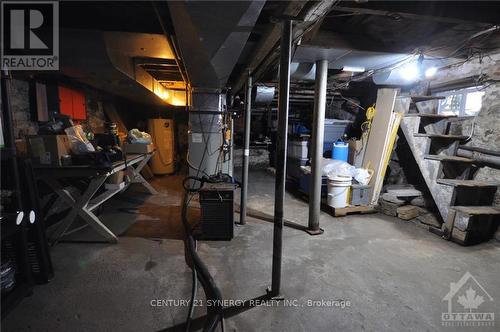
[156,89,170,100]
[400,63,419,81]
[425,66,438,78]
[342,66,365,73]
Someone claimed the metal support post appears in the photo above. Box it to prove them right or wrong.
[240,74,252,225]
[307,59,328,235]
[270,19,292,298]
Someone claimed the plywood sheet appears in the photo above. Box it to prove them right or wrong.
[362,88,398,203]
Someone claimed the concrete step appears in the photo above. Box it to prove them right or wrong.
[450,206,500,216]
[437,179,498,188]
[414,133,468,140]
[424,155,474,163]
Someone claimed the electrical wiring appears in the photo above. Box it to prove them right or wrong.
[329,25,500,92]
[183,100,238,331]
[465,115,477,143]
[340,95,366,111]
[186,150,210,177]
[356,105,376,156]
[426,25,500,60]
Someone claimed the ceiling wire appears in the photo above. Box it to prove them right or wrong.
[328,24,500,91]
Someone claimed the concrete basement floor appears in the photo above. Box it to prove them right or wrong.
[3,170,500,332]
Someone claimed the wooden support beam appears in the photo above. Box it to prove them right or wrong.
[233,0,336,94]
[232,1,308,94]
[329,5,495,25]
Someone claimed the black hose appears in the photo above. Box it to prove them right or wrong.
[181,189,224,332]
[185,250,197,332]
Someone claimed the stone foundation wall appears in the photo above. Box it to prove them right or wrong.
[233,147,269,169]
[5,79,107,139]
[430,53,500,207]
[9,80,38,138]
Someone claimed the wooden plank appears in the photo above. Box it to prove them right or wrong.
[232,1,308,93]
[451,206,500,215]
[413,133,467,139]
[424,155,474,163]
[410,95,446,102]
[404,113,455,118]
[451,227,467,244]
[35,82,49,121]
[386,188,423,197]
[362,88,398,204]
[324,204,376,217]
[436,179,498,188]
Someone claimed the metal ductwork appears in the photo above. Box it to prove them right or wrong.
[290,62,316,81]
[253,85,275,105]
[168,1,265,89]
[51,29,187,106]
[168,1,265,177]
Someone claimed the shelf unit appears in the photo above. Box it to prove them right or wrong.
[1,71,53,319]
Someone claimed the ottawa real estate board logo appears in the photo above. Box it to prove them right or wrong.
[442,271,495,327]
[1,1,59,70]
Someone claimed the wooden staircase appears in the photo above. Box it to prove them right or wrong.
[396,96,500,245]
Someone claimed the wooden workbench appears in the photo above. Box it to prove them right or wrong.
[34,153,157,245]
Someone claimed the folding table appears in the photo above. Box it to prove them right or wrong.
[34,153,156,245]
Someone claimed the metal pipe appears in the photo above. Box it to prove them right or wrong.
[458,145,500,157]
[240,74,252,225]
[270,19,292,298]
[307,59,328,235]
[457,148,500,169]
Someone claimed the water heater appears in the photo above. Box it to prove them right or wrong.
[148,119,175,175]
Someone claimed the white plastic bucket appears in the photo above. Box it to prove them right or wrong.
[327,175,352,208]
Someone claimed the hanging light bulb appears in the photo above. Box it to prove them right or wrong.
[425,67,438,78]
[400,63,420,81]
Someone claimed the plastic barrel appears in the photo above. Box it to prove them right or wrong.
[332,140,348,162]
[327,175,352,208]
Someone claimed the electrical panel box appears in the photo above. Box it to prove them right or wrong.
[58,86,87,120]
[198,182,235,240]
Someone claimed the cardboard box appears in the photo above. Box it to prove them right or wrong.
[27,135,71,166]
[348,140,364,167]
[122,143,154,154]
